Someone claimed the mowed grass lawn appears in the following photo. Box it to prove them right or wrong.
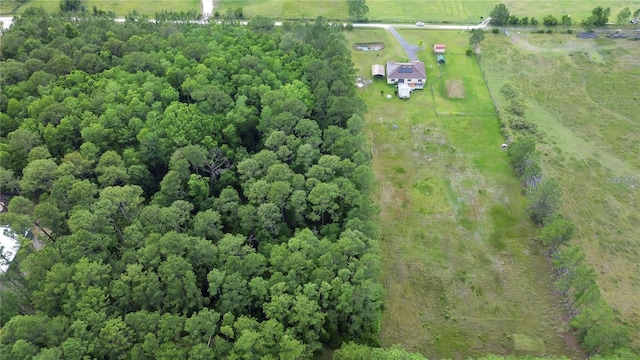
[1,0,200,16]
[343,28,583,359]
[479,31,640,351]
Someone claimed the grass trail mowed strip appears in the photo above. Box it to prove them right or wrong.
[343,28,583,359]
[1,0,200,16]
[480,31,640,350]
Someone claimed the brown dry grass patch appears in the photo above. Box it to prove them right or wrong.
[446,80,465,98]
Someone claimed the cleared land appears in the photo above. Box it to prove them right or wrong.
[367,0,639,23]
[217,0,347,19]
[344,28,584,359]
[214,0,638,23]
[480,30,640,351]
[0,0,200,16]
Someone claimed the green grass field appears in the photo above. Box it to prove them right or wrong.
[479,30,640,351]
[344,28,584,359]
[368,0,640,23]
[0,0,200,16]
[218,0,347,19]
[4,0,637,21]
[217,0,640,23]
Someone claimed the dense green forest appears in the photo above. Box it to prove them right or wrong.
[0,9,382,359]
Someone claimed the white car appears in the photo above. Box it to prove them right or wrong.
[416,22,425,27]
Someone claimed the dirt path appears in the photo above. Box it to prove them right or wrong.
[505,30,620,54]
[201,0,214,18]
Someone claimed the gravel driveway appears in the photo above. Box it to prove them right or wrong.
[387,27,419,61]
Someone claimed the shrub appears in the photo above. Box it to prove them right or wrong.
[521,16,530,25]
[543,14,559,26]
[546,29,553,34]
[492,27,500,34]
[530,17,539,25]
[500,83,519,100]
[508,98,527,116]
[466,48,473,56]
[566,29,573,34]
[489,4,510,25]
[345,23,354,30]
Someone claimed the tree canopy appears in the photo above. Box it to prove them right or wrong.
[347,0,369,22]
[0,9,381,358]
[489,4,510,25]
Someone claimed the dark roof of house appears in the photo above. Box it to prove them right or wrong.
[386,61,426,80]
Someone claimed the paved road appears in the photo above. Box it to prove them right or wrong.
[386,27,420,61]
[362,18,490,61]
[354,17,491,31]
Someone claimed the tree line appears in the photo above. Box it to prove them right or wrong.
[0,8,382,359]
[490,3,640,29]
[500,91,637,357]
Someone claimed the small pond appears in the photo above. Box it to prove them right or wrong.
[353,42,385,51]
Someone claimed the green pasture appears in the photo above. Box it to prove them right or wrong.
[1,0,200,16]
[215,0,637,23]
[367,0,639,23]
[4,0,637,21]
[343,28,583,359]
[480,31,640,350]
[218,0,347,20]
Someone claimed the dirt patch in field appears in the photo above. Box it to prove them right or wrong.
[355,76,372,89]
[446,80,465,98]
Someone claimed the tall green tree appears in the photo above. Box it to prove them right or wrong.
[347,0,369,22]
[59,0,84,12]
[584,6,611,27]
[489,4,510,25]
[540,216,575,255]
[469,29,486,49]
[616,7,631,24]
[527,179,562,226]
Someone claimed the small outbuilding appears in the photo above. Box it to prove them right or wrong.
[433,44,446,54]
[437,54,445,64]
[371,64,385,77]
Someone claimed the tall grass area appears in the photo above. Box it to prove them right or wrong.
[479,31,640,352]
[343,28,583,359]
[0,0,200,16]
